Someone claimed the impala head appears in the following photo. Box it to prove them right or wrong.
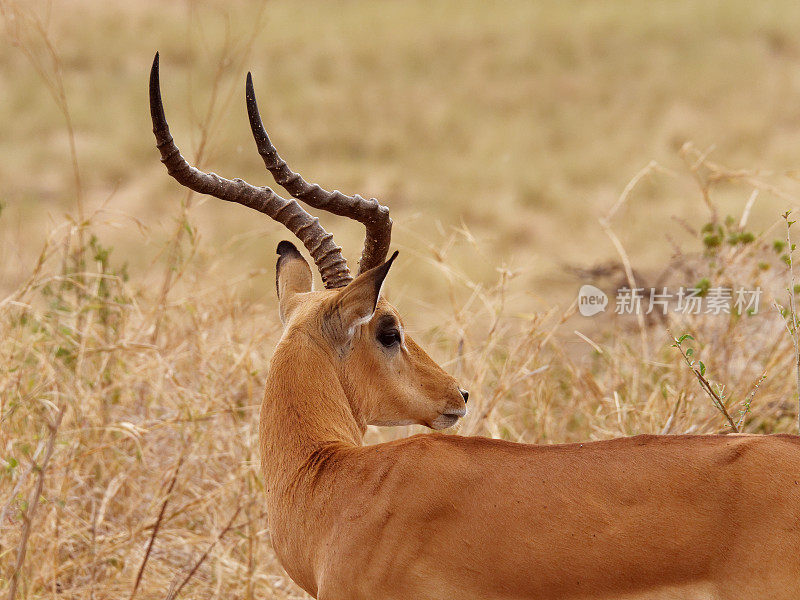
[275,241,467,429]
[149,53,468,430]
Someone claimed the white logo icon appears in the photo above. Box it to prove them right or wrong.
[578,285,608,317]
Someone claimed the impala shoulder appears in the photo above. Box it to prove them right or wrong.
[356,434,484,495]
[386,432,508,458]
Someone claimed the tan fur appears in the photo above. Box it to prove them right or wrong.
[262,251,800,600]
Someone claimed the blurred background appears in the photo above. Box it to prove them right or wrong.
[3,1,800,598]
[4,0,800,304]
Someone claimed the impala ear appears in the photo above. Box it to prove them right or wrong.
[325,251,398,345]
[276,241,313,324]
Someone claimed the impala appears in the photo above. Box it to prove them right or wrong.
[150,53,800,600]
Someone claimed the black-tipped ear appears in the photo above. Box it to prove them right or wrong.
[324,251,398,344]
[276,240,304,280]
[364,250,398,302]
[276,241,313,324]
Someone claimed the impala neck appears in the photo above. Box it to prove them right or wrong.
[260,329,365,489]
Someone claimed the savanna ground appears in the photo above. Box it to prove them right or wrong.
[3,1,800,598]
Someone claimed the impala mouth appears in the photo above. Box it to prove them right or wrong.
[431,407,467,430]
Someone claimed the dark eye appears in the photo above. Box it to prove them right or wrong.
[377,328,401,348]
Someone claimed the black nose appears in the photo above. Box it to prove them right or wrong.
[459,388,469,403]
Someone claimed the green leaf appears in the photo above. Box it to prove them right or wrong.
[686,348,694,357]
[698,361,706,376]
[677,334,694,344]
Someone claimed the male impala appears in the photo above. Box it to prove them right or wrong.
[150,53,800,600]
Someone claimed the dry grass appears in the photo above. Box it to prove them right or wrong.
[3,1,800,598]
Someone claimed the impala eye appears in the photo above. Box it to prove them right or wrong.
[377,328,401,348]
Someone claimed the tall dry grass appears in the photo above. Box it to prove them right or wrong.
[3,139,800,598]
[3,1,800,598]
